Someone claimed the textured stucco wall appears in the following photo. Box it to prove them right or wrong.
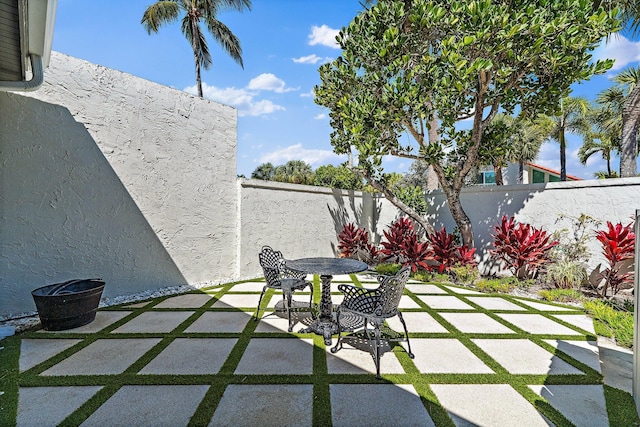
[426,178,640,273]
[237,179,400,278]
[0,52,237,317]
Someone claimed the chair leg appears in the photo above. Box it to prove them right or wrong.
[330,308,344,354]
[308,283,316,319]
[285,291,293,332]
[374,325,382,380]
[397,312,414,358]
[255,286,268,322]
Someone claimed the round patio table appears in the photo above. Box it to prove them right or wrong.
[286,257,368,344]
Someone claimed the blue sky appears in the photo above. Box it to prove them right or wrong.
[52,0,640,180]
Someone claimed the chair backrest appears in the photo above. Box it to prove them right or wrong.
[375,266,411,316]
[259,245,284,286]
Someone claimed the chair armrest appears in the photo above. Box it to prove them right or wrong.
[337,284,380,313]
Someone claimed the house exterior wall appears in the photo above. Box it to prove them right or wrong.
[0,52,238,317]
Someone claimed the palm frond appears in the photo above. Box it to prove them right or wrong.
[141,1,181,33]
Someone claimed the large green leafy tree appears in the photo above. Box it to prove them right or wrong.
[142,0,251,98]
[313,164,363,190]
[315,0,618,247]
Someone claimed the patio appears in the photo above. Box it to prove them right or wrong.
[3,273,635,426]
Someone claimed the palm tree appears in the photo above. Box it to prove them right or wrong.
[251,162,275,181]
[595,1,640,176]
[507,115,548,184]
[539,96,591,181]
[141,0,251,98]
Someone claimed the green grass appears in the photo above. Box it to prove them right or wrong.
[1,276,638,426]
[582,299,634,349]
[538,288,584,303]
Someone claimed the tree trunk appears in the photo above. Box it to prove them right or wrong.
[359,170,436,237]
[195,55,203,98]
[620,86,640,177]
[447,190,474,247]
[518,162,524,184]
[493,164,504,185]
[426,115,440,190]
[559,132,567,181]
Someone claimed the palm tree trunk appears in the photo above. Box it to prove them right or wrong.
[195,54,203,98]
[620,86,640,177]
[493,164,504,185]
[559,132,567,181]
[518,161,524,184]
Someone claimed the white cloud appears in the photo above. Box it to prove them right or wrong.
[592,35,640,71]
[247,73,298,93]
[308,24,340,49]
[314,113,326,120]
[300,90,315,98]
[185,82,285,117]
[292,54,333,64]
[260,143,345,166]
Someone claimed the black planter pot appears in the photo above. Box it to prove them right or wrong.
[31,279,105,331]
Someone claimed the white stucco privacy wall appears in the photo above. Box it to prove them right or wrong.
[426,178,640,273]
[0,52,238,317]
[237,179,401,279]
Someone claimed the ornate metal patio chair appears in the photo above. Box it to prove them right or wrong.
[331,266,414,379]
[256,245,314,332]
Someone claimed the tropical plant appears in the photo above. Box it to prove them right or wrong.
[379,217,417,263]
[337,223,379,263]
[141,0,251,98]
[490,215,558,279]
[426,227,476,273]
[545,260,588,289]
[251,162,275,180]
[588,221,635,298]
[399,233,433,273]
[538,96,592,181]
[315,0,617,247]
[506,115,548,184]
[273,160,314,185]
[313,164,363,190]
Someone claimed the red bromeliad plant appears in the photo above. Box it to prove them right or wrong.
[589,221,635,298]
[491,215,558,279]
[337,223,379,263]
[427,227,478,273]
[399,233,432,272]
[380,217,416,263]
[456,245,478,268]
[427,227,458,273]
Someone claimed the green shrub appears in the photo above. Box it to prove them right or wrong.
[538,288,583,303]
[374,263,402,276]
[582,299,634,348]
[545,260,587,289]
[474,277,516,294]
[450,265,479,285]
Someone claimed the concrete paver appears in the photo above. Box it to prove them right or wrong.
[331,384,435,427]
[473,339,584,375]
[184,311,251,333]
[431,384,553,427]
[439,312,516,334]
[17,386,102,427]
[210,384,313,427]
[406,338,493,374]
[41,338,161,376]
[529,385,608,427]
[111,311,193,333]
[80,385,208,427]
[9,278,630,426]
[139,338,237,375]
[19,338,81,372]
[235,338,314,375]
[496,313,583,335]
